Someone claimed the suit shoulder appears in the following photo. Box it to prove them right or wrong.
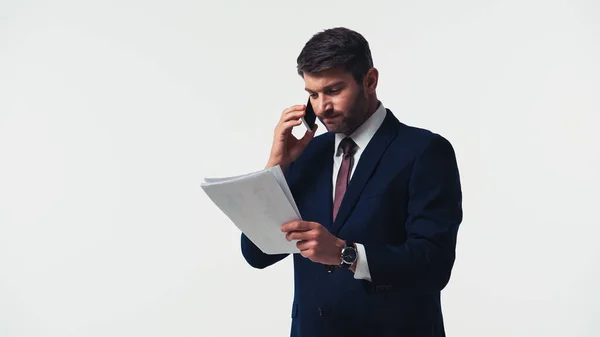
[396,123,456,156]
[289,131,333,167]
[303,131,333,153]
[312,130,334,143]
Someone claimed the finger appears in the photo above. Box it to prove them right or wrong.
[280,110,306,124]
[278,119,303,132]
[296,240,312,251]
[280,105,306,121]
[274,121,303,141]
[281,220,312,233]
[281,105,306,116]
[281,220,300,232]
[298,221,315,232]
[299,248,314,259]
[286,230,314,242]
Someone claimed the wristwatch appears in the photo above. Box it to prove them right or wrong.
[340,241,357,268]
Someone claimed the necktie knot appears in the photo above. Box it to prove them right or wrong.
[339,137,357,156]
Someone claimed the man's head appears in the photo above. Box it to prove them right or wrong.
[297,27,379,135]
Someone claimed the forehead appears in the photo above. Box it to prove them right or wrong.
[303,67,354,91]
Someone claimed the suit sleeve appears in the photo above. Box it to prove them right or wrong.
[362,134,463,292]
[240,162,295,269]
[240,234,289,269]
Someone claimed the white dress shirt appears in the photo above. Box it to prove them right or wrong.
[332,101,387,282]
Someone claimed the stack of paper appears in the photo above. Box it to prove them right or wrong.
[201,165,301,254]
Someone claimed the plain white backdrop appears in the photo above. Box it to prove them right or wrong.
[1,0,599,336]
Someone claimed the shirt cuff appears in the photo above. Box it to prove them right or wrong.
[353,243,372,281]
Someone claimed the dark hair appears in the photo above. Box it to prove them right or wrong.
[296,27,374,84]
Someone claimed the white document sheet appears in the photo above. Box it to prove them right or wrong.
[201,165,301,254]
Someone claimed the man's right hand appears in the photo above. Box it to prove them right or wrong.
[266,104,318,171]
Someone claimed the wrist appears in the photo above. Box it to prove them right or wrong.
[266,157,290,170]
[265,160,286,171]
[331,238,345,266]
[335,238,346,252]
[349,260,357,273]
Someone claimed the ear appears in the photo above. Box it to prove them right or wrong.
[363,67,378,94]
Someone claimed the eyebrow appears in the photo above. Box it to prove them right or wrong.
[305,81,345,93]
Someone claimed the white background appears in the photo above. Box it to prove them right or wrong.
[1,0,599,336]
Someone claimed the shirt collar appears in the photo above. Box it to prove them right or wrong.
[335,101,387,156]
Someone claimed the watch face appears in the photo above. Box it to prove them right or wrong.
[342,247,357,263]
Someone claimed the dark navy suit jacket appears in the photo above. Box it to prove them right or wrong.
[241,109,463,337]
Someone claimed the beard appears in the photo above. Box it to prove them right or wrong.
[319,90,369,135]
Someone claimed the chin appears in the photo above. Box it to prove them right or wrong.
[330,127,351,135]
[324,124,343,134]
[322,119,352,134]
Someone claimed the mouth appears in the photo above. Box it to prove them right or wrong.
[322,115,341,123]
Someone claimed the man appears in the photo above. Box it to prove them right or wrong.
[240,27,463,337]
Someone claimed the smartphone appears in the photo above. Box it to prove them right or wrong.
[301,98,316,131]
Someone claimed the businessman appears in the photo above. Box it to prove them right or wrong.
[241,27,463,337]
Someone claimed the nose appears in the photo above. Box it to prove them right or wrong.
[316,97,332,115]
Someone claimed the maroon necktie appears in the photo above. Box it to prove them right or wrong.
[333,137,357,221]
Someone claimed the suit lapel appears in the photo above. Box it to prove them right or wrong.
[310,133,335,230]
[330,109,399,235]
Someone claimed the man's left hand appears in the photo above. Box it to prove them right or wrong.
[281,220,345,266]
